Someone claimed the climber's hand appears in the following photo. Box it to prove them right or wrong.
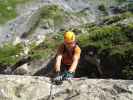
[52,71,63,85]
[63,71,74,80]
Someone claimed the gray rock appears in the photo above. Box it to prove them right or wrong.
[13,63,30,75]
[0,75,132,100]
[0,3,42,45]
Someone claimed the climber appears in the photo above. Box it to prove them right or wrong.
[53,31,81,82]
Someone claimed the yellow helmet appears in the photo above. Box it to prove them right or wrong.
[64,31,75,43]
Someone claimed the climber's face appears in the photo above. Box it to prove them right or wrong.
[64,41,76,49]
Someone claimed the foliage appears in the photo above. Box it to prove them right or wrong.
[0,0,31,24]
[122,66,133,79]
[116,0,127,3]
[29,32,64,60]
[41,5,64,27]
[78,25,129,47]
[101,12,133,25]
[98,4,108,15]
[98,4,106,12]
[77,21,133,79]
[0,43,23,65]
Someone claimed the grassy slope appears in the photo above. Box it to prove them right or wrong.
[0,0,32,24]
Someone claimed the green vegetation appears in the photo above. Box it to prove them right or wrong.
[101,12,133,25]
[0,43,23,65]
[41,5,65,27]
[73,10,88,17]
[98,4,106,12]
[128,3,133,10]
[78,25,125,47]
[78,23,133,51]
[122,65,133,79]
[0,0,32,24]
[41,4,91,28]
[98,4,108,15]
[116,0,127,3]
[29,32,64,60]
[77,21,133,79]
[78,12,133,48]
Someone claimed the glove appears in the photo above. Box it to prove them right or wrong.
[52,71,63,85]
[53,71,63,81]
[63,71,74,80]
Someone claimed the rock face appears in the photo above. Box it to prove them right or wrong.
[0,0,124,46]
[0,5,42,45]
[0,75,132,100]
